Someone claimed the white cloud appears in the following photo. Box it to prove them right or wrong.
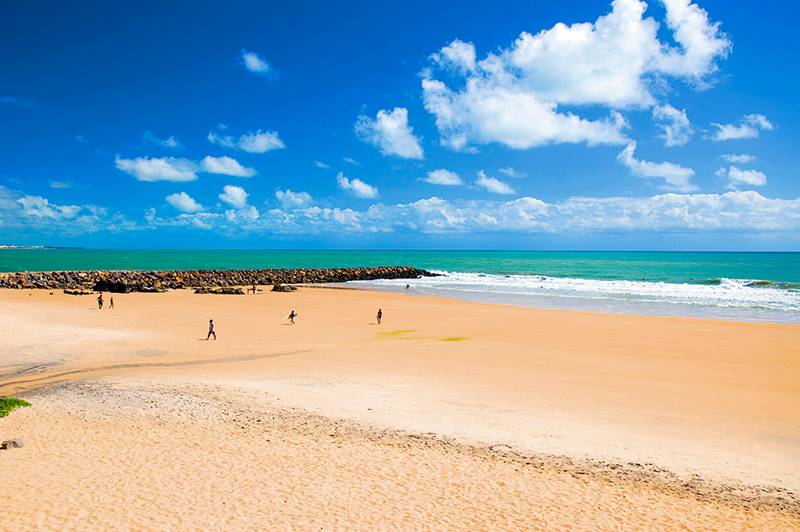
[158,191,800,236]
[0,186,134,235]
[430,39,477,73]
[342,156,361,166]
[15,181,793,238]
[144,130,180,148]
[475,171,516,195]
[218,185,249,208]
[652,104,694,146]
[200,156,256,177]
[336,171,378,199]
[313,160,330,169]
[166,192,203,213]
[17,196,82,219]
[498,167,527,178]
[115,156,198,182]
[721,153,755,164]
[618,142,696,192]
[422,169,463,186]
[208,128,285,153]
[239,130,285,153]
[716,166,767,189]
[709,114,774,141]
[241,50,271,74]
[355,107,424,159]
[423,77,629,150]
[275,189,313,208]
[225,205,260,223]
[422,0,730,151]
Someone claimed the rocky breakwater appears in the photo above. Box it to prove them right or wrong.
[0,266,435,293]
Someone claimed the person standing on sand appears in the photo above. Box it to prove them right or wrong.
[97,294,104,310]
[376,308,382,325]
[207,319,216,340]
[288,310,297,325]
[109,296,114,309]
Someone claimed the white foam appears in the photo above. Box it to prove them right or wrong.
[348,271,800,323]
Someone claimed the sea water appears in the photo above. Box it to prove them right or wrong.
[1,249,798,323]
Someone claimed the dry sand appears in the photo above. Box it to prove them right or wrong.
[1,287,799,529]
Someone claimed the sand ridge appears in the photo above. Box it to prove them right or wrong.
[3,380,798,530]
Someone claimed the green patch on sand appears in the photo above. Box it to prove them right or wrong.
[0,397,31,418]
[438,336,468,342]
[377,329,418,339]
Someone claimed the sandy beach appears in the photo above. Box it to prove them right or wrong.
[2,286,799,529]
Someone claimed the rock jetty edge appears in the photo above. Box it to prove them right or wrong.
[0,266,435,293]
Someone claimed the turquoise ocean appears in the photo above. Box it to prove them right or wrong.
[2,249,799,323]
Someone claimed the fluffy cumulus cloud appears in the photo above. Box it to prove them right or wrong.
[143,191,800,237]
[115,156,198,182]
[241,50,271,74]
[336,171,378,199]
[200,156,256,177]
[17,196,82,219]
[652,104,694,146]
[721,153,755,164]
[275,189,313,208]
[422,0,730,151]
[475,171,516,195]
[165,192,203,213]
[6,183,800,239]
[355,107,424,159]
[218,185,249,208]
[716,166,767,189]
[116,155,256,181]
[618,142,696,192]
[708,114,774,141]
[208,127,285,153]
[422,169,463,186]
[0,185,133,235]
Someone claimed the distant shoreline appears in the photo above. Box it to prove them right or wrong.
[0,245,82,250]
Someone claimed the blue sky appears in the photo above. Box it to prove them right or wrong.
[1,0,799,249]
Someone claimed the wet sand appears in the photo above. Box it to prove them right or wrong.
[1,287,799,528]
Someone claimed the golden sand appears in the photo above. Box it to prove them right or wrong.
[1,287,798,528]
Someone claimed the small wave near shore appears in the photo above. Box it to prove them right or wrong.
[349,271,800,323]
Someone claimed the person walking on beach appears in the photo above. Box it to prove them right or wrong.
[97,294,104,310]
[207,319,216,340]
[109,296,114,309]
[376,308,382,325]
[287,310,297,325]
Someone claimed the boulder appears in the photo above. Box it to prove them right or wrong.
[271,284,297,292]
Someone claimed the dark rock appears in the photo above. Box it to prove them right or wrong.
[271,284,297,292]
[63,290,93,296]
[194,287,245,295]
[0,266,437,292]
